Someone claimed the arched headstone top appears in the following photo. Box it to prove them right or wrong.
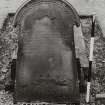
[13,0,81,102]
[13,0,80,27]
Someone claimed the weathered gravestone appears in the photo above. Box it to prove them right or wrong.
[13,0,81,104]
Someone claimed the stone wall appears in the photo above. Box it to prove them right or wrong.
[0,0,27,28]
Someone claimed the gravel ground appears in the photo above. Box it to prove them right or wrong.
[0,90,13,105]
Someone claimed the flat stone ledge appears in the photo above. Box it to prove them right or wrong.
[96,93,105,99]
